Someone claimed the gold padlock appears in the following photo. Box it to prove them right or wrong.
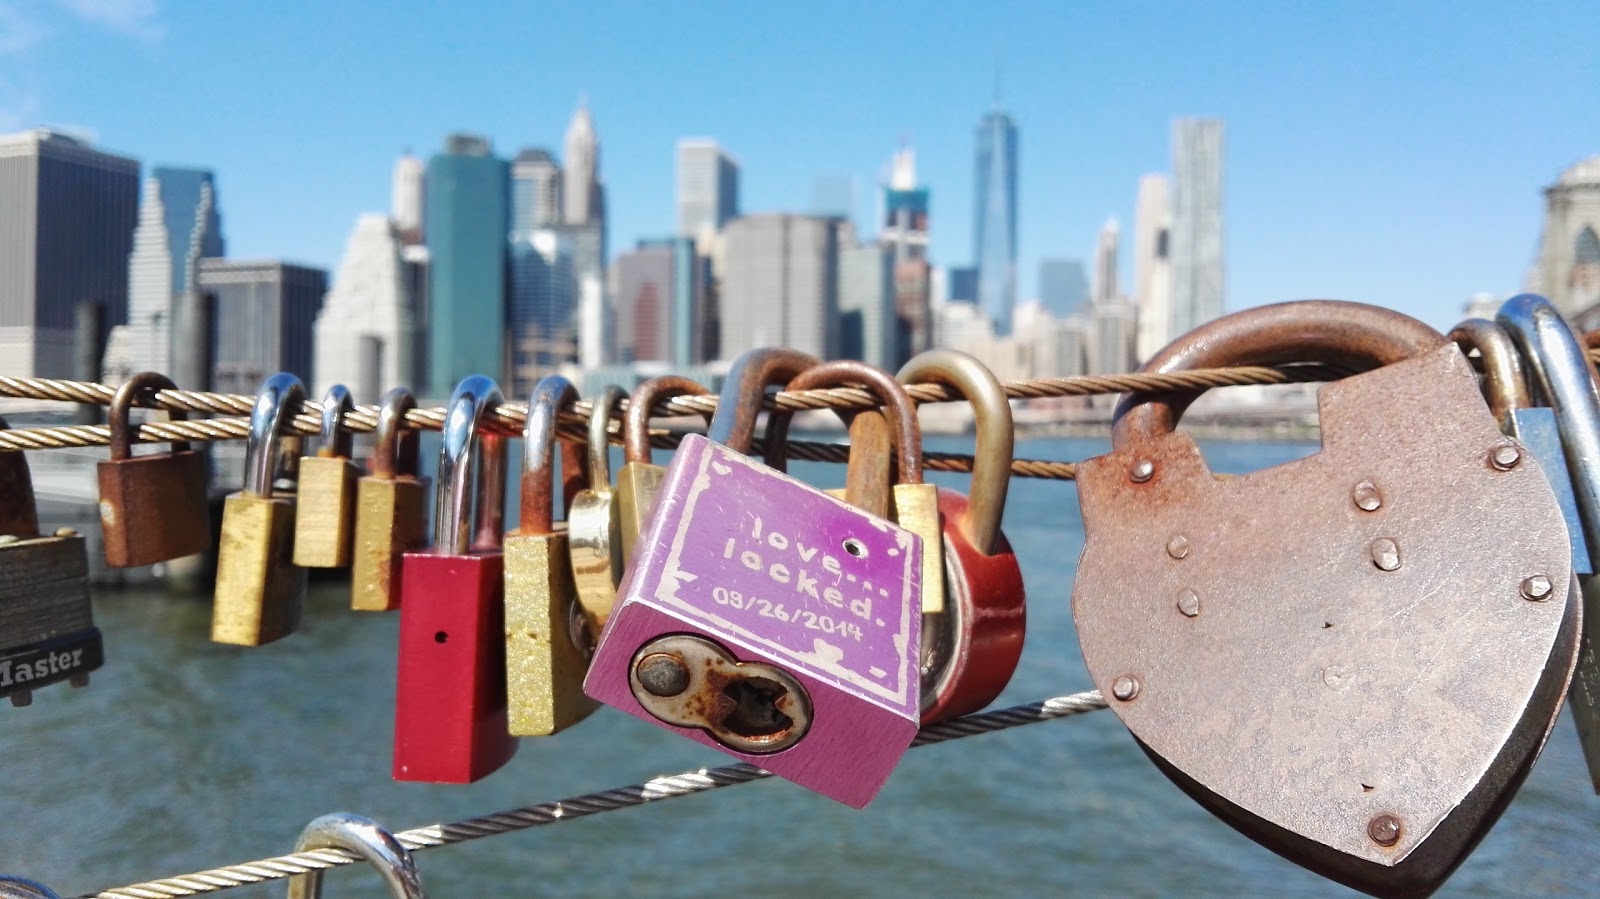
[351,388,429,612]
[212,373,308,646]
[505,375,600,735]
[294,385,362,568]
[567,385,625,635]
[616,376,711,565]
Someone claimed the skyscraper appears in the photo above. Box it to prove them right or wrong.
[391,153,425,244]
[507,229,575,394]
[1528,157,1600,319]
[1092,218,1120,306]
[1168,118,1225,338]
[676,139,739,238]
[200,259,326,395]
[104,166,225,382]
[1132,173,1173,361]
[881,145,932,364]
[312,213,417,404]
[1037,258,1088,319]
[0,128,139,377]
[839,243,897,370]
[563,101,608,361]
[511,148,563,236]
[972,105,1019,335]
[425,132,508,398]
[614,237,704,366]
[719,214,839,360]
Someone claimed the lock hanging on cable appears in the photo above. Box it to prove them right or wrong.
[351,388,430,612]
[96,371,211,568]
[293,384,363,568]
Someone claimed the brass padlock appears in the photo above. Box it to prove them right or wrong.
[351,388,429,612]
[568,385,626,635]
[212,373,309,646]
[96,372,211,568]
[616,376,711,565]
[0,416,103,707]
[505,374,600,735]
[294,385,362,568]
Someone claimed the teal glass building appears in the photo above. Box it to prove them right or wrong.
[425,134,508,398]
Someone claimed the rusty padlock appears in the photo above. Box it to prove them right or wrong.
[393,375,517,784]
[568,385,625,634]
[96,372,211,568]
[293,385,363,568]
[584,347,924,808]
[1495,295,1600,794]
[505,374,600,736]
[212,373,308,646]
[351,388,429,612]
[897,349,1026,723]
[1071,301,1579,898]
[616,376,712,565]
[0,417,103,707]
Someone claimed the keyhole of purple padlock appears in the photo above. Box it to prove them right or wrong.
[629,634,814,754]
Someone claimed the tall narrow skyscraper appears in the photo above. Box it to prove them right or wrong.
[562,101,608,362]
[1132,173,1172,361]
[0,129,139,377]
[1092,218,1120,306]
[882,144,932,363]
[1168,119,1225,338]
[719,214,839,360]
[105,166,225,382]
[424,133,508,398]
[511,148,563,236]
[391,153,425,244]
[312,213,417,404]
[506,229,575,394]
[676,139,739,238]
[972,105,1019,335]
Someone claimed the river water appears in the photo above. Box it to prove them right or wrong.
[1,436,1595,897]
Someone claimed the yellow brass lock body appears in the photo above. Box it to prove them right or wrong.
[616,375,712,565]
[293,384,362,568]
[351,388,429,611]
[567,385,626,636]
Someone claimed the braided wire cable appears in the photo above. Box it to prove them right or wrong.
[74,691,1107,898]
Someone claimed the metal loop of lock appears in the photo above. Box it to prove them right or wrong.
[1496,294,1600,794]
[616,376,713,565]
[285,812,425,899]
[97,371,211,568]
[1449,319,1533,432]
[897,348,1027,723]
[584,346,924,807]
[0,875,62,899]
[1074,300,1579,898]
[503,374,601,736]
[567,385,626,635]
[315,384,356,460]
[212,373,308,646]
[351,387,427,613]
[372,387,420,480]
[435,375,507,556]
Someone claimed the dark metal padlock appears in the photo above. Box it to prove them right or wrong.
[0,417,103,707]
[96,372,211,568]
[393,375,517,784]
[1072,301,1579,898]
[897,349,1026,723]
[585,348,925,808]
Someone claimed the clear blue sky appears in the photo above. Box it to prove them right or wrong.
[3,1,1597,331]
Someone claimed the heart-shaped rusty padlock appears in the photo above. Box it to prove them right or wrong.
[1071,301,1579,898]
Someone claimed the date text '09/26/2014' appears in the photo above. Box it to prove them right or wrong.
[710,586,866,641]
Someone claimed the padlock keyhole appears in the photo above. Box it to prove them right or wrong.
[721,676,793,738]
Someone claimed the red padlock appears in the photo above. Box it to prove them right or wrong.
[897,349,1026,722]
[392,375,517,784]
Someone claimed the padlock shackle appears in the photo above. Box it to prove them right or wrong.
[520,375,584,534]
[435,375,507,556]
[1497,294,1600,561]
[1113,301,1446,451]
[316,385,356,459]
[625,376,711,464]
[586,385,626,489]
[707,348,821,453]
[108,372,189,462]
[372,387,419,480]
[898,349,1012,556]
[784,361,924,484]
[286,812,425,899]
[1449,319,1533,430]
[244,373,307,497]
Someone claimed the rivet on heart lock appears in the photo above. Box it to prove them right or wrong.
[1071,301,1579,898]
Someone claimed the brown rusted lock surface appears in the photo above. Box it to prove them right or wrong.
[96,372,211,568]
[1072,301,1578,898]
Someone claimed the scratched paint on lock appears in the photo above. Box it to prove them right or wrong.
[648,434,919,709]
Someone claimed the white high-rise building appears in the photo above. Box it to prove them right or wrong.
[1091,296,1138,375]
[577,273,606,370]
[1093,217,1120,306]
[719,214,839,360]
[1133,174,1173,361]
[839,243,896,369]
[390,153,425,241]
[311,213,417,404]
[677,139,739,239]
[563,102,599,226]
[1169,118,1225,337]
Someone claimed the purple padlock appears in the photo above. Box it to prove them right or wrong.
[583,349,923,808]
